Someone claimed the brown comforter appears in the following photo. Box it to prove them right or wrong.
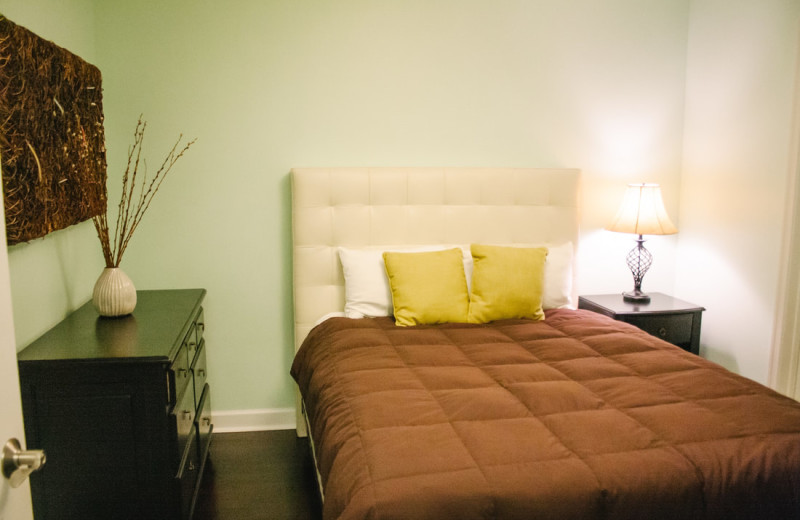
[291,309,800,520]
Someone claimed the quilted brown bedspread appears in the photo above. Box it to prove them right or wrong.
[291,309,800,520]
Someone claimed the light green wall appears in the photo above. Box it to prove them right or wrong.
[6,0,692,413]
[5,0,798,412]
[1,0,106,349]
[92,0,691,412]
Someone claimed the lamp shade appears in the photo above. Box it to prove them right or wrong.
[606,183,678,236]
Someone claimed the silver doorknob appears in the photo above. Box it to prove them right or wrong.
[2,438,46,488]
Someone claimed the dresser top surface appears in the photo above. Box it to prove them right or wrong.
[18,289,206,364]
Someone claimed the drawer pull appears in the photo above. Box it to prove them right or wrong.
[197,369,206,378]
[202,417,211,426]
[178,368,189,379]
[197,323,205,332]
[182,410,192,421]
[188,460,196,472]
[658,327,668,337]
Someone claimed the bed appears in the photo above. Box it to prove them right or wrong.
[290,167,800,519]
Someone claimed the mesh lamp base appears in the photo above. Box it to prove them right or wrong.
[623,289,651,303]
[606,183,678,302]
[623,235,652,303]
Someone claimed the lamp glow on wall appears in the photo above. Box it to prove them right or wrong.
[606,183,678,303]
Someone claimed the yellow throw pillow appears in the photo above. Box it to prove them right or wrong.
[468,244,548,323]
[383,248,470,326]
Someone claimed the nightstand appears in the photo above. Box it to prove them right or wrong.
[578,292,705,355]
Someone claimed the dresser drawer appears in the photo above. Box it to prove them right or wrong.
[185,323,199,368]
[168,342,192,409]
[171,378,196,469]
[195,309,205,345]
[191,339,207,409]
[175,427,200,520]
[623,313,694,347]
[196,383,212,461]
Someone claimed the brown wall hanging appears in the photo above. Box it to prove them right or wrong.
[0,15,106,245]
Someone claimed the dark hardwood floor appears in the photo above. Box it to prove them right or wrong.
[194,430,323,520]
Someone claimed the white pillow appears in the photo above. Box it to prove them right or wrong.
[338,246,471,319]
[542,242,574,309]
[338,242,574,319]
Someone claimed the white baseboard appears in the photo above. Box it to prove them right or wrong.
[212,408,296,433]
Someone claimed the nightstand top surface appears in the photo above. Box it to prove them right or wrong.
[578,292,704,315]
[18,288,206,364]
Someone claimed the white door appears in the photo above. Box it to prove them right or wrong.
[0,185,34,518]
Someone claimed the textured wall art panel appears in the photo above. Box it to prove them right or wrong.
[0,16,106,245]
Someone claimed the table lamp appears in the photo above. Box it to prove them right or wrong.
[606,183,678,303]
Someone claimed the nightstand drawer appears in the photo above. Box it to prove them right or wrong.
[623,313,693,347]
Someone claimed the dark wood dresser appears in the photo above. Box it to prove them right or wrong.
[17,289,212,519]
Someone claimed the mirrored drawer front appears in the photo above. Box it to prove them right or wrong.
[191,340,207,410]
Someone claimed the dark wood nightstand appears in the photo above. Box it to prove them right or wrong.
[578,292,705,355]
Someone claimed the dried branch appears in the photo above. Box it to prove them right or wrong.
[92,116,195,267]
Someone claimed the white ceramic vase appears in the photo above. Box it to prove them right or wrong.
[92,267,137,317]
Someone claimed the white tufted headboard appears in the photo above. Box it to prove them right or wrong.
[291,167,581,353]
